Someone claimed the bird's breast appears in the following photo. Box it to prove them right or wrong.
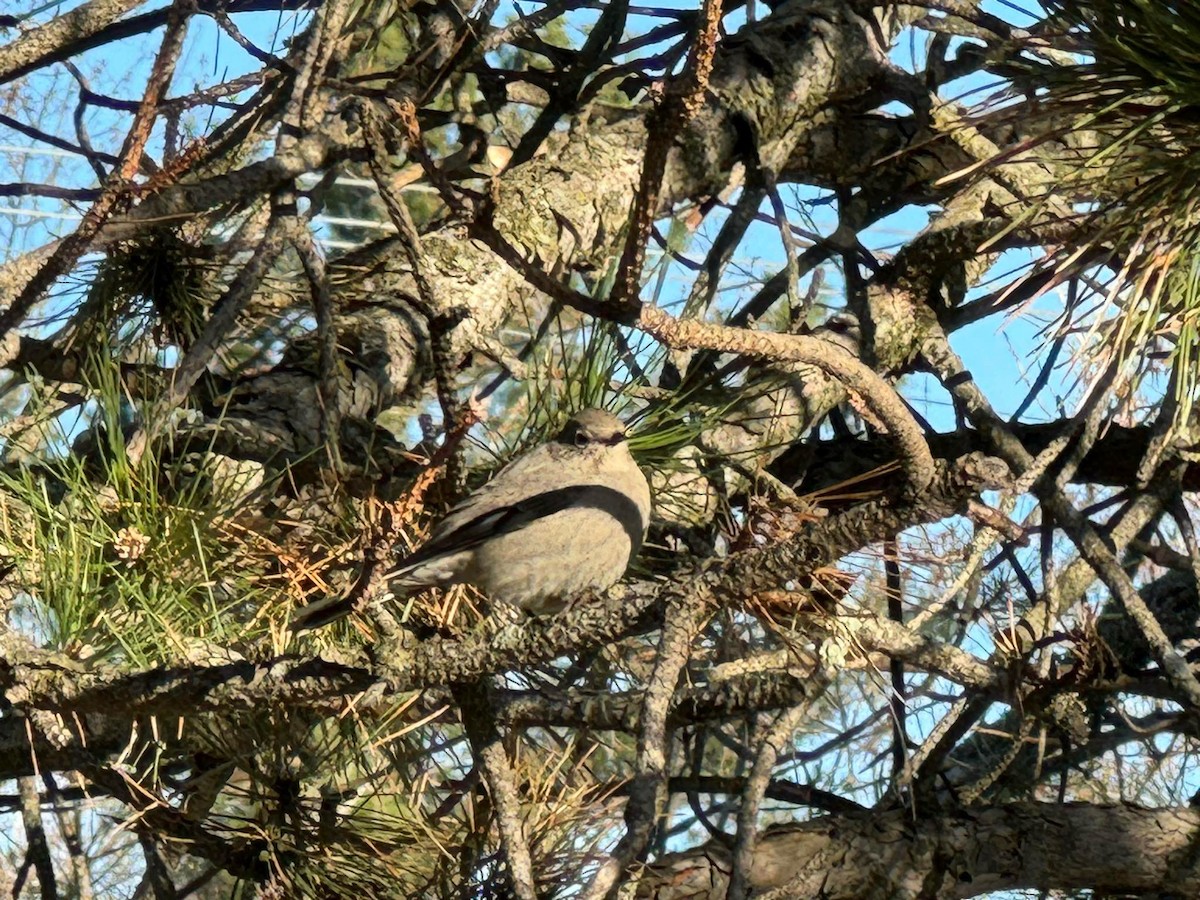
[464,503,641,613]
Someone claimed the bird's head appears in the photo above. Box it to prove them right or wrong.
[557,408,628,451]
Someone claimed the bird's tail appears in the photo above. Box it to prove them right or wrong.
[289,594,357,632]
[290,560,384,633]
[290,558,432,632]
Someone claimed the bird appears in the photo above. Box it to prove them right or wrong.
[292,408,651,630]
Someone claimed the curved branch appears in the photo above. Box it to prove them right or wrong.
[636,304,936,494]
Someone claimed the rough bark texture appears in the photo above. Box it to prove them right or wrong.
[640,803,1200,899]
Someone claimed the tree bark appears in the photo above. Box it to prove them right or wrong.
[639,802,1200,899]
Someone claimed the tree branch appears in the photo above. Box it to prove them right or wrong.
[640,802,1200,899]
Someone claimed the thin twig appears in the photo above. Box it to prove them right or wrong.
[885,541,908,793]
[764,175,803,311]
[163,209,298,409]
[14,775,56,900]
[726,702,816,900]
[453,682,538,900]
[44,774,93,900]
[584,587,712,899]
[388,98,472,218]
[0,0,193,341]
[681,183,768,317]
[922,326,1200,711]
[362,101,472,485]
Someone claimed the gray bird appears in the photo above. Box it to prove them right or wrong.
[292,408,651,629]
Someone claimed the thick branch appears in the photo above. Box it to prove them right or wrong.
[0,0,145,83]
[639,802,1200,899]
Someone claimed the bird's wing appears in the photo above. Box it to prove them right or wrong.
[397,481,583,571]
[414,446,560,543]
[392,441,651,574]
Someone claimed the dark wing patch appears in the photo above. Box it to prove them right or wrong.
[397,484,647,569]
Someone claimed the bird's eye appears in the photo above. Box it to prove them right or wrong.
[574,431,590,447]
